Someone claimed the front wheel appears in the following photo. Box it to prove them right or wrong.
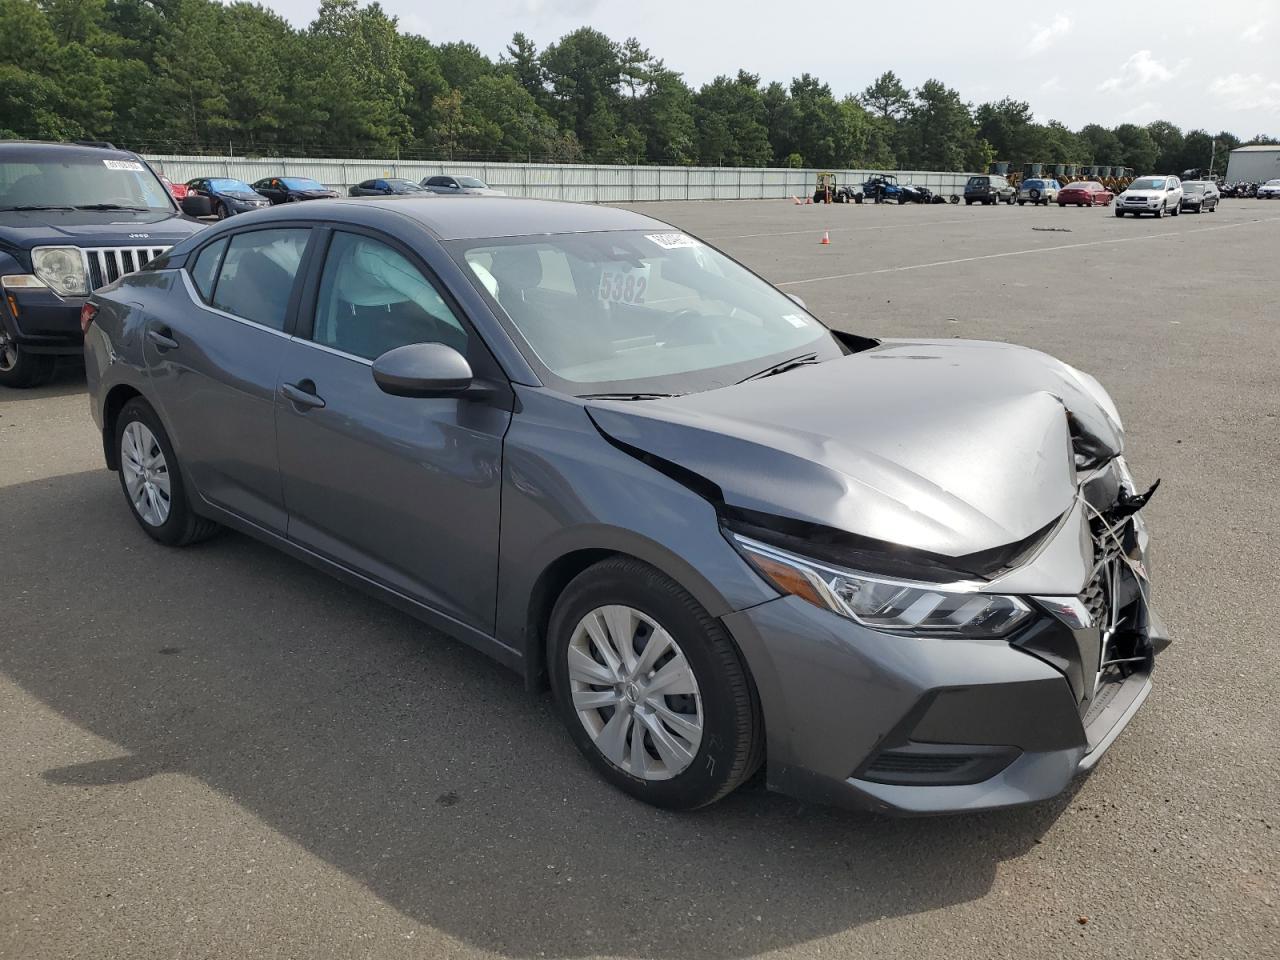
[0,330,56,388]
[1115,209,1125,218]
[548,557,763,810]
[115,398,220,546]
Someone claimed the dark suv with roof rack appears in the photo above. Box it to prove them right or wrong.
[0,140,205,387]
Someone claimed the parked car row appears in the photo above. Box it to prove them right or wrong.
[177,173,507,216]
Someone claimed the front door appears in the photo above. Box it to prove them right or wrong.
[274,228,510,635]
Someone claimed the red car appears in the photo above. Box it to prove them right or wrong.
[1057,181,1113,207]
[160,176,189,201]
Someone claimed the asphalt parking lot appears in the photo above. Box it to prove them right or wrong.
[3,199,1278,959]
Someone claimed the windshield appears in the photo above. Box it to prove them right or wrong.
[1267,179,1280,186]
[1182,183,1205,193]
[1130,178,1168,191]
[281,177,325,190]
[453,230,843,395]
[966,176,988,186]
[209,178,256,193]
[0,155,173,211]
[389,179,425,192]
[456,177,488,189]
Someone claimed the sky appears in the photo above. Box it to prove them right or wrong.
[269,0,1280,134]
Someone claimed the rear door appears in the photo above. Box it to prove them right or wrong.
[144,225,314,533]
[274,226,511,634]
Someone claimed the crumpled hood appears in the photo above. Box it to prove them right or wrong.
[586,339,1123,559]
[0,210,203,250]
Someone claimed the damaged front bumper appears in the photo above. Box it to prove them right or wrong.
[720,458,1166,816]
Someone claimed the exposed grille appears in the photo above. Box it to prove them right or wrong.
[82,246,170,291]
[1081,571,1106,625]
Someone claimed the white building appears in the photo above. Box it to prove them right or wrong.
[1224,145,1280,183]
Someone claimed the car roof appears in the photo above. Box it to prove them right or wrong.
[0,139,143,162]
[262,196,672,241]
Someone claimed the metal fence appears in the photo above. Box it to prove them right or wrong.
[143,155,978,203]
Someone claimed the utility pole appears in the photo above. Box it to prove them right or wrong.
[1209,138,1217,177]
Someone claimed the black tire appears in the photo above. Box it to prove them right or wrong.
[548,556,764,810]
[1115,209,1125,217]
[0,333,56,388]
[1171,201,1180,216]
[114,397,220,546]
[964,198,972,205]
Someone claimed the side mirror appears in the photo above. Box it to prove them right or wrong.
[786,293,807,309]
[372,342,473,398]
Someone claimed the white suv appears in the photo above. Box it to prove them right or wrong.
[1258,179,1280,199]
[1116,176,1184,218]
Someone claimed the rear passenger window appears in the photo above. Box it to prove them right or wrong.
[210,228,310,330]
[189,238,227,302]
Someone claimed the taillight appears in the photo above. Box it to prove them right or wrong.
[80,301,97,334]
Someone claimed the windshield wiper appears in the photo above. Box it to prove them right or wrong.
[72,203,150,211]
[736,352,821,384]
[579,392,680,401]
[1,204,75,211]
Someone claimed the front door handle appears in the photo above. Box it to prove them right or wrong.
[280,380,325,410]
[147,327,179,351]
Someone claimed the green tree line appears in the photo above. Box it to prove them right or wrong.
[2,0,1276,169]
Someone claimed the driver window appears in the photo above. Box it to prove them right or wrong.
[312,232,468,361]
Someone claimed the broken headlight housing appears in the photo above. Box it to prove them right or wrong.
[732,534,1031,637]
[31,246,89,297]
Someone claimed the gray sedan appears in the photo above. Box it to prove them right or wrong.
[421,175,506,196]
[82,197,1166,814]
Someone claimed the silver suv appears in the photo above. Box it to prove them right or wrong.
[1116,176,1184,218]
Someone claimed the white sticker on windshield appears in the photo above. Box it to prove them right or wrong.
[645,233,700,249]
[103,159,144,172]
[782,314,809,329]
[597,265,651,305]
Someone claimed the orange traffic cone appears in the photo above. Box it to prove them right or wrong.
[820,230,830,245]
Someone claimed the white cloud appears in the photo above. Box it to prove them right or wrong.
[1039,75,1063,93]
[1119,100,1160,121]
[1097,50,1188,93]
[1239,21,1266,43]
[1209,73,1280,112]
[1022,15,1073,57]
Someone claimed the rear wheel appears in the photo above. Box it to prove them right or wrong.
[0,331,55,388]
[115,397,220,546]
[548,557,763,810]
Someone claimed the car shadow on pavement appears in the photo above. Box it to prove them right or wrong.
[0,362,86,404]
[3,469,1080,959]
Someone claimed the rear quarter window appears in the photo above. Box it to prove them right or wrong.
[190,238,228,302]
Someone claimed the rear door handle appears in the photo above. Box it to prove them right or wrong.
[147,327,179,351]
[280,380,325,410]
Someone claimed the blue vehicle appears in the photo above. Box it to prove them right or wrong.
[0,140,205,387]
[184,178,272,219]
[862,174,904,203]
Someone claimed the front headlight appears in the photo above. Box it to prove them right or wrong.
[31,246,88,296]
[731,534,1032,637]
